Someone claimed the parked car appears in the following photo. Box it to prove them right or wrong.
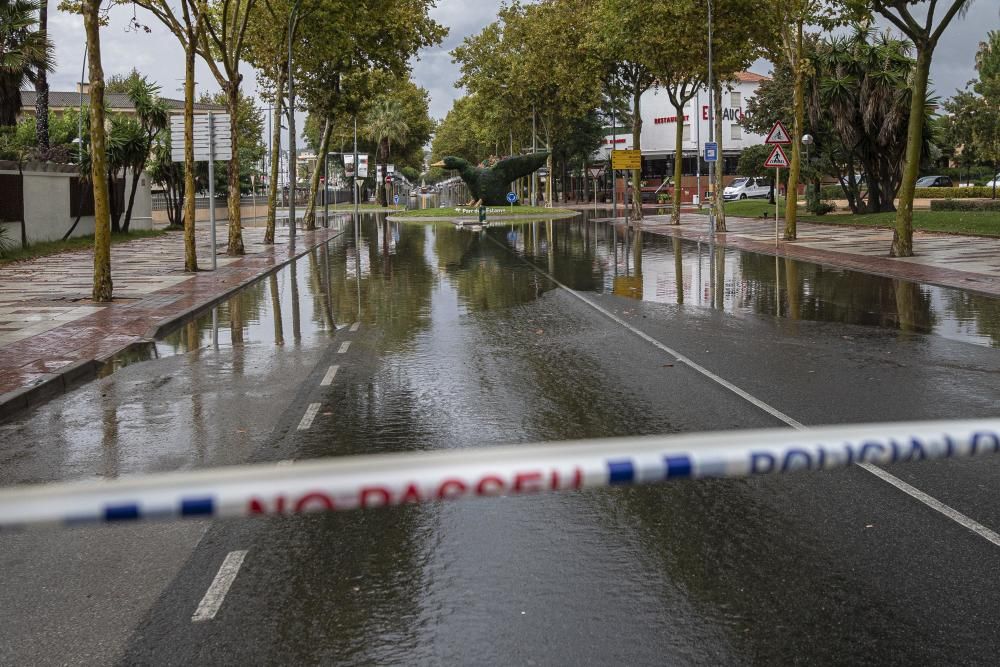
[985,174,1000,189]
[723,177,770,201]
[915,175,954,187]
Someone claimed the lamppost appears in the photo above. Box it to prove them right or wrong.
[707,0,715,233]
[802,133,814,210]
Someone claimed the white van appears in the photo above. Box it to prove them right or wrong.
[723,177,770,201]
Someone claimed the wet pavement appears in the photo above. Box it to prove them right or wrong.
[4,212,1000,663]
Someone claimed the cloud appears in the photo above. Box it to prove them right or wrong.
[46,1,995,124]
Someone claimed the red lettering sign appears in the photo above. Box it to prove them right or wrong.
[514,471,544,493]
[437,479,468,500]
[400,483,422,504]
[294,492,334,512]
[359,487,391,508]
[476,476,506,496]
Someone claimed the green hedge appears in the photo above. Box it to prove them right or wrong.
[930,199,1000,211]
[914,187,997,199]
[820,185,998,200]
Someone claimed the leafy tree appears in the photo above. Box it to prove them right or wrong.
[813,27,935,213]
[848,0,976,257]
[81,0,111,300]
[243,0,291,244]
[456,0,603,206]
[589,0,664,219]
[196,0,257,256]
[432,96,487,164]
[131,0,207,271]
[105,67,145,94]
[122,77,167,231]
[198,89,265,195]
[33,0,48,151]
[0,0,53,127]
[366,97,409,207]
[761,0,840,239]
[147,129,184,227]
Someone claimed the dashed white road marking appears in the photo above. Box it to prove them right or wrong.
[320,365,340,386]
[338,341,352,354]
[192,550,247,622]
[497,236,1000,549]
[297,403,322,430]
[350,322,360,332]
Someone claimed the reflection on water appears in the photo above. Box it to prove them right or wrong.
[158,211,1000,355]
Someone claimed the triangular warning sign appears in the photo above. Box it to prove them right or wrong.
[764,121,791,145]
[764,144,790,168]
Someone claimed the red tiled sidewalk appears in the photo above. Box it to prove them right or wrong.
[0,224,342,419]
[628,213,1000,297]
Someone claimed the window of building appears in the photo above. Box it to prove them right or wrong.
[731,124,742,141]
[682,124,691,142]
[731,91,742,107]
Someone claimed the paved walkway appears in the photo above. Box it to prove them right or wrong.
[0,222,343,417]
[619,213,1000,297]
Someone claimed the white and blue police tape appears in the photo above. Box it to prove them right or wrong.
[1,420,999,529]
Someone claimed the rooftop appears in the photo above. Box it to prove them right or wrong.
[20,90,227,113]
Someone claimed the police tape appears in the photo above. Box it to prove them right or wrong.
[2,420,999,529]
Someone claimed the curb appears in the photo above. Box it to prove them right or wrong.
[0,227,344,424]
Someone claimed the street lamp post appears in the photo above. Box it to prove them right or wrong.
[707,0,715,234]
[802,133,814,211]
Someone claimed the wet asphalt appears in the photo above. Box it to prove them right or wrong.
[4,212,1000,664]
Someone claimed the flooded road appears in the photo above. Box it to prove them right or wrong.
[5,211,1000,664]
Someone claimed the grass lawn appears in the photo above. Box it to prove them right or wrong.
[0,229,168,265]
[693,198,1000,237]
[395,205,575,218]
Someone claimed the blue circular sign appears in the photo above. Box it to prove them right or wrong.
[506,192,518,204]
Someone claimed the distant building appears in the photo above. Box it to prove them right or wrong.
[18,83,226,120]
[598,71,771,201]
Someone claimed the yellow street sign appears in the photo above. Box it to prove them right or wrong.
[611,149,642,170]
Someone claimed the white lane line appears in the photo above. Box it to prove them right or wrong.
[297,403,321,431]
[350,322,360,332]
[858,463,1000,547]
[320,365,340,386]
[501,239,1000,549]
[192,550,247,622]
[338,341,352,354]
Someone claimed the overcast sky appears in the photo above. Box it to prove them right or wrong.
[47,0,997,122]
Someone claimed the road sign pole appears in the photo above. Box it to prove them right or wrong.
[776,167,780,248]
[208,112,217,271]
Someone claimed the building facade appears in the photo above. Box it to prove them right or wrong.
[599,71,770,202]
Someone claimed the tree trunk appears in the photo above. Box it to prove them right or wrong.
[264,75,285,244]
[376,139,389,207]
[108,172,121,233]
[226,83,244,255]
[784,23,804,241]
[713,83,726,231]
[891,46,931,258]
[122,166,141,233]
[671,102,684,225]
[303,117,332,230]
[183,39,198,272]
[83,0,112,302]
[545,128,553,207]
[632,83,643,220]
[35,0,49,153]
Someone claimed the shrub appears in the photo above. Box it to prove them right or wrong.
[914,187,996,199]
[810,201,835,215]
[930,199,1000,212]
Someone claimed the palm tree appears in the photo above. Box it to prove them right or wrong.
[121,77,167,231]
[0,0,53,127]
[366,98,409,206]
